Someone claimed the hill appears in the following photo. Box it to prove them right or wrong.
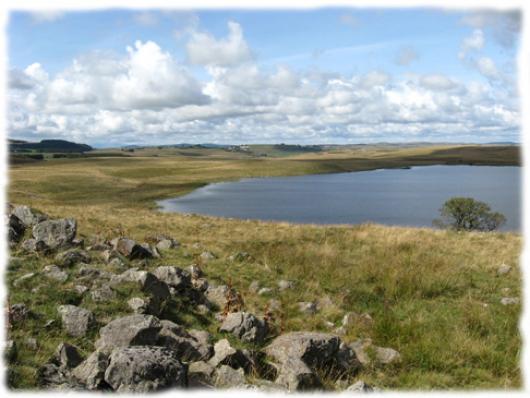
[9,139,93,154]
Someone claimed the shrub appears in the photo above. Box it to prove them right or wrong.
[433,197,506,231]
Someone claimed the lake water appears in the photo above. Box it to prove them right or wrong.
[157,165,521,231]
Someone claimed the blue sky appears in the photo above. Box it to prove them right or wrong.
[7,8,521,146]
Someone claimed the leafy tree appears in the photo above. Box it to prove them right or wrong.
[433,197,506,231]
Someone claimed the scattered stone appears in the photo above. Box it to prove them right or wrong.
[91,285,117,303]
[500,297,520,305]
[72,351,109,390]
[497,264,512,276]
[32,218,77,250]
[13,272,36,287]
[192,277,209,292]
[350,339,401,366]
[375,346,401,365]
[274,358,320,391]
[108,257,125,269]
[199,251,216,262]
[196,304,210,315]
[249,280,260,293]
[95,314,162,353]
[205,284,230,308]
[214,365,246,388]
[220,312,268,344]
[7,213,25,245]
[54,343,84,369]
[57,305,95,337]
[111,237,152,260]
[157,320,213,362]
[104,346,186,392]
[21,238,48,253]
[258,287,273,296]
[153,266,191,290]
[74,285,89,295]
[9,303,29,323]
[297,301,317,315]
[11,205,47,227]
[278,280,294,291]
[208,339,251,370]
[55,249,90,267]
[188,361,215,388]
[43,265,68,282]
[156,238,178,251]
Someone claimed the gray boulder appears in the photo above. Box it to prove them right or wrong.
[153,266,191,290]
[95,314,162,353]
[278,280,294,291]
[111,237,152,259]
[297,301,317,315]
[72,351,109,390]
[7,213,25,245]
[11,205,47,227]
[501,297,519,305]
[219,312,268,344]
[21,238,48,253]
[54,342,84,369]
[497,264,512,275]
[274,358,320,391]
[156,320,213,361]
[90,284,117,303]
[33,218,77,250]
[104,346,186,392]
[57,305,95,337]
[214,365,246,388]
[188,361,215,388]
[208,339,251,370]
[43,265,68,282]
[55,249,90,267]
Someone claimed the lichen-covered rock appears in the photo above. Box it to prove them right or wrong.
[33,219,77,250]
[208,339,251,370]
[95,314,162,353]
[90,284,117,303]
[188,361,215,388]
[219,312,268,344]
[55,249,90,267]
[214,365,246,388]
[57,305,95,337]
[43,265,68,282]
[72,351,110,390]
[156,320,213,361]
[111,237,152,259]
[54,343,84,369]
[104,346,187,392]
[11,205,47,227]
[274,358,320,391]
[153,266,191,290]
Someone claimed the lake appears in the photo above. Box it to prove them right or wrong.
[157,165,521,231]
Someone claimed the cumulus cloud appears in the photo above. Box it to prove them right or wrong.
[8,25,519,145]
[459,29,484,59]
[461,10,521,48]
[29,11,65,23]
[186,21,253,66]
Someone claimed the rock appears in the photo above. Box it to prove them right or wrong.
[350,339,401,366]
[346,380,377,392]
[188,361,215,388]
[108,257,125,269]
[91,285,117,303]
[57,305,95,337]
[25,337,38,350]
[21,238,48,253]
[188,264,202,279]
[156,320,213,362]
[9,303,29,323]
[192,277,209,292]
[95,314,162,353]
[205,284,230,308]
[342,312,375,329]
[55,249,91,267]
[32,218,77,250]
[112,268,170,300]
[500,297,519,305]
[74,285,89,295]
[43,265,68,282]
[11,205,47,227]
[72,351,109,390]
[249,280,260,293]
[214,365,246,388]
[265,332,361,389]
[77,265,111,281]
[196,304,210,315]
[258,287,273,296]
[208,339,251,370]
[220,312,268,344]
[38,362,80,389]
[298,301,317,315]
[153,266,191,290]
[111,237,152,259]
[104,346,186,392]
[7,213,25,244]
[5,340,17,362]
[278,280,294,291]
[497,263,512,275]
[274,358,320,391]
[13,272,36,287]
[317,295,335,311]
[156,238,178,251]
[127,297,152,314]
[54,343,84,369]
[199,251,216,262]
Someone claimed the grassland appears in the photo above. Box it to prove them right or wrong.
[6,144,522,390]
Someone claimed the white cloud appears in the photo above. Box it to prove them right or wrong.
[133,12,158,27]
[395,46,418,66]
[461,11,520,48]
[475,56,501,81]
[29,11,64,23]
[419,74,457,91]
[459,29,484,59]
[186,21,253,66]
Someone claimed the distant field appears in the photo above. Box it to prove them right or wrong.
[6,144,522,390]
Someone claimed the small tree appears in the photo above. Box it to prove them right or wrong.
[433,197,506,231]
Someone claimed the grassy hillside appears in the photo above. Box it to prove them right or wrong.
[6,144,522,390]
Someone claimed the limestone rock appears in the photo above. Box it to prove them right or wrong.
[497,263,512,275]
[11,205,47,227]
[54,342,84,369]
[208,339,251,370]
[188,361,215,388]
[298,301,317,315]
[32,218,77,250]
[214,365,246,388]
[55,249,90,267]
[72,351,109,390]
[104,346,186,392]
[57,305,95,337]
[43,265,68,282]
[111,237,152,260]
[91,284,117,303]
[220,312,268,344]
[153,266,191,290]
[500,297,519,305]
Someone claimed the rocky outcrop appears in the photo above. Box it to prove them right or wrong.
[104,346,187,392]
[11,205,47,227]
[156,320,213,362]
[55,249,90,267]
[72,351,110,390]
[153,266,191,290]
[111,237,153,260]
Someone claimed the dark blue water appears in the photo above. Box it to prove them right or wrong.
[157,166,521,231]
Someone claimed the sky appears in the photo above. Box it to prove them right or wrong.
[7,8,521,147]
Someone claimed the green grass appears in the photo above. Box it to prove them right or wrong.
[6,144,522,390]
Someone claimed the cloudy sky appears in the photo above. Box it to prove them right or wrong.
[8,8,521,147]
